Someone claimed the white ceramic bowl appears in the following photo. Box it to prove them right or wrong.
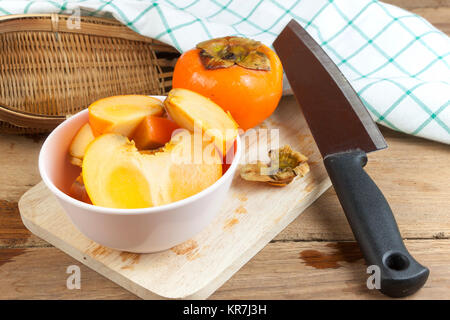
[39,96,241,253]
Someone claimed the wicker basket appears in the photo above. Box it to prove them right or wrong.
[0,14,179,134]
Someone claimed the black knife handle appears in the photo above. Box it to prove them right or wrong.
[323,149,429,297]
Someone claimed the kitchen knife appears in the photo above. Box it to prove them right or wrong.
[273,19,429,298]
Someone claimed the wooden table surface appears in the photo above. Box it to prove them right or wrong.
[0,0,449,300]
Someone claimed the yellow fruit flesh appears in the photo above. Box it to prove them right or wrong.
[106,165,152,208]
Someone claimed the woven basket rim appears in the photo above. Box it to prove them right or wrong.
[0,13,178,131]
[0,13,179,50]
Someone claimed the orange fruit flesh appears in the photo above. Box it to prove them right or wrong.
[131,115,180,150]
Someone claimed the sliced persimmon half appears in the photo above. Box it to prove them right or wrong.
[82,132,222,209]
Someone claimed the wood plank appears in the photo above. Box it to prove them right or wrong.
[382,1,450,34]
[1,240,448,300]
[411,7,450,34]
[0,200,48,248]
[0,247,136,300]
[212,240,450,299]
[0,133,45,202]
[383,0,450,10]
[0,134,49,248]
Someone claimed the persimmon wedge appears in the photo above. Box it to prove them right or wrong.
[69,123,95,166]
[131,115,180,150]
[164,88,238,155]
[82,132,222,209]
[88,95,164,137]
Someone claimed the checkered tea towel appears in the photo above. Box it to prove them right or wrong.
[1,0,449,144]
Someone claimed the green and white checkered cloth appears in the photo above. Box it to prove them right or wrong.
[1,0,449,144]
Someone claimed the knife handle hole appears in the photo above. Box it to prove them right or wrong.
[385,253,409,271]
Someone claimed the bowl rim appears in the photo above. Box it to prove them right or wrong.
[39,96,242,216]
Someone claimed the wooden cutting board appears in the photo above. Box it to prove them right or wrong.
[18,96,331,299]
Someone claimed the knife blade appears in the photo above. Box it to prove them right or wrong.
[274,19,429,298]
[273,20,386,157]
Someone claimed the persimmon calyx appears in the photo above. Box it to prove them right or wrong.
[240,145,310,186]
[196,37,270,71]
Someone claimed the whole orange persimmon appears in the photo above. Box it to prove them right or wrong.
[172,37,283,130]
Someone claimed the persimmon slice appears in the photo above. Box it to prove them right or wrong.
[164,88,238,155]
[69,123,95,166]
[88,95,164,137]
